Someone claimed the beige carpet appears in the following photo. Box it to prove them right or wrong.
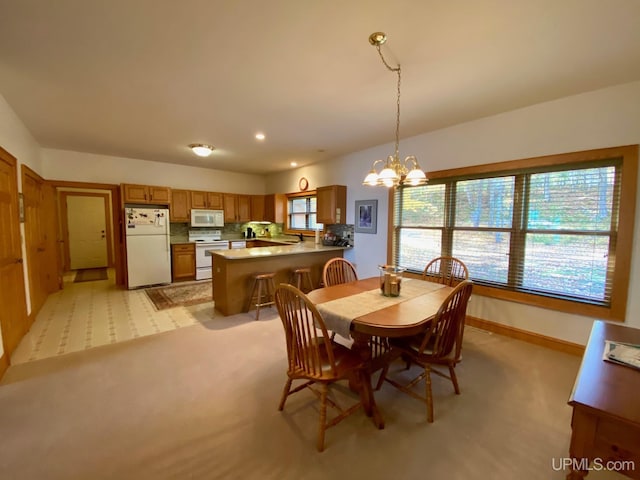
[0,314,623,480]
[145,281,212,310]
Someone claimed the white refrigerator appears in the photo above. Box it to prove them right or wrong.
[125,207,171,288]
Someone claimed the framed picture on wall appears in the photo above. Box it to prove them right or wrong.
[355,199,377,234]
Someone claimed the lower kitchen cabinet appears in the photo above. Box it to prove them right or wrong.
[171,243,196,282]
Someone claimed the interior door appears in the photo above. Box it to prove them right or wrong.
[0,148,28,357]
[66,195,108,269]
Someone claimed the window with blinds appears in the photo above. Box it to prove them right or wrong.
[392,145,637,317]
[287,193,318,231]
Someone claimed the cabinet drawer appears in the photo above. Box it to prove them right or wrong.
[172,244,195,253]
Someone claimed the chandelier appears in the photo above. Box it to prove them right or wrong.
[363,32,427,188]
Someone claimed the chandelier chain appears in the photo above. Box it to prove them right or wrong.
[375,45,401,162]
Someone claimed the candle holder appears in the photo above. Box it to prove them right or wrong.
[379,265,406,297]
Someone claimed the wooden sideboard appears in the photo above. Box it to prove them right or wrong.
[566,320,640,479]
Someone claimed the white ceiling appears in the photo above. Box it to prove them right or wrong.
[1,0,640,175]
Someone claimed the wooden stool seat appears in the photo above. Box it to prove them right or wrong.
[291,267,314,293]
[248,272,276,320]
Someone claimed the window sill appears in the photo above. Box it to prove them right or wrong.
[403,271,622,320]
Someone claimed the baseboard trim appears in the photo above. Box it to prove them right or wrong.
[0,352,8,380]
[467,316,585,356]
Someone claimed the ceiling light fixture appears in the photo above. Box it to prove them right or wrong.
[255,133,265,140]
[363,32,427,188]
[188,143,215,157]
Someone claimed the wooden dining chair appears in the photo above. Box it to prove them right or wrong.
[422,256,469,287]
[322,257,358,287]
[376,280,473,422]
[420,256,470,369]
[274,283,365,452]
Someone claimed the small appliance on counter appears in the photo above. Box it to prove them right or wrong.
[244,227,255,239]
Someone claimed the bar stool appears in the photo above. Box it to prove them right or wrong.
[291,267,314,293]
[248,272,276,320]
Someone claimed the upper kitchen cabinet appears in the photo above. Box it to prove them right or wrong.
[170,189,190,222]
[251,195,265,222]
[122,184,170,205]
[190,190,223,210]
[250,194,286,223]
[317,185,346,224]
[264,194,286,223]
[223,193,251,223]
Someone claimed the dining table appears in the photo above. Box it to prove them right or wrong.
[306,276,454,429]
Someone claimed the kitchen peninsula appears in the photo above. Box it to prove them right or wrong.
[210,243,346,316]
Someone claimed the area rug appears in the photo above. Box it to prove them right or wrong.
[74,267,108,283]
[145,281,212,310]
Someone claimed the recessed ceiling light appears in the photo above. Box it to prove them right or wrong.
[290,162,298,167]
[255,133,265,140]
[188,144,215,157]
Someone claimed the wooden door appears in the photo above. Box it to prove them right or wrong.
[22,170,48,317]
[0,148,28,357]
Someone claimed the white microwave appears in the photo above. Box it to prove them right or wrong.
[191,209,224,227]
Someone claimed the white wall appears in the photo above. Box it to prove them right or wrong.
[0,94,44,358]
[42,149,266,194]
[267,81,640,345]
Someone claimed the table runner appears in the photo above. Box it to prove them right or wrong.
[316,279,445,339]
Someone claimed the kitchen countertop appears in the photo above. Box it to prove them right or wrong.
[207,242,348,259]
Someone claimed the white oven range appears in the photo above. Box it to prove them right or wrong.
[188,230,228,280]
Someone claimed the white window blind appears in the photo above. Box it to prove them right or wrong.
[394,160,621,307]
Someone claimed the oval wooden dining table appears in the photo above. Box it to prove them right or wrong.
[306,277,453,429]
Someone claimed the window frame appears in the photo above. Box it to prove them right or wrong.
[284,190,318,236]
[390,145,638,321]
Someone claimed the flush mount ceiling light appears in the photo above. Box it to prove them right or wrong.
[362,32,427,188]
[188,143,215,157]
[255,132,266,140]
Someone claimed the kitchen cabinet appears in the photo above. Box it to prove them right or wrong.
[190,190,223,210]
[170,189,190,222]
[316,185,346,225]
[250,194,286,223]
[223,193,251,223]
[250,195,265,222]
[264,194,286,223]
[122,184,170,205]
[171,243,196,282]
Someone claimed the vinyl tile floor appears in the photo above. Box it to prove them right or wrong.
[11,269,214,365]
